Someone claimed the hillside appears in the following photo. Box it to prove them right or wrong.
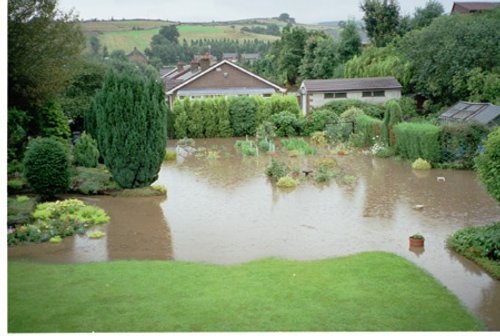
[80,19,282,53]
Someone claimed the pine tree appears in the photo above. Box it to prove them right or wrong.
[173,100,188,138]
[203,98,218,138]
[215,97,233,137]
[92,70,167,188]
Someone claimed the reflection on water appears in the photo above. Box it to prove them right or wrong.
[8,196,172,263]
[8,138,500,329]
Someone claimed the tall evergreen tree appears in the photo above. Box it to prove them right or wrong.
[361,0,401,47]
[92,70,167,188]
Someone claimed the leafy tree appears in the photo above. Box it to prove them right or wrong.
[8,108,30,161]
[338,20,362,63]
[59,56,107,131]
[23,137,70,199]
[89,35,101,55]
[159,25,180,44]
[276,26,311,86]
[411,0,444,30]
[400,9,500,106]
[475,127,500,202]
[92,69,167,188]
[8,0,85,115]
[360,0,401,47]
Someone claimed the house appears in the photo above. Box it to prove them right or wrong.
[299,77,402,114]
[222,53,239,62]
[127,47,148,64]
[165,57,286,109]
[451,2,500,14]
[438,101,500,126]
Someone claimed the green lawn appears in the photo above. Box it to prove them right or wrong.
[8,252,483,332]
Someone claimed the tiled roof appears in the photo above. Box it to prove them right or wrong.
[438,101,500,125]
[178,87,276,96]
[302,77,402,92]
[452,2,500,12]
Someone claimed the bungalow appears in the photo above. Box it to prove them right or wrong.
[299,77,402,114]
[451,2,500,14]
[438,101,500,126]
[222,53,239,62]
[164,56,286,108]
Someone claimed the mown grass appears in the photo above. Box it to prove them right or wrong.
[8,252,482,332]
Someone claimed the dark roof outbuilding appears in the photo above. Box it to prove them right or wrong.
[301,77,402,93]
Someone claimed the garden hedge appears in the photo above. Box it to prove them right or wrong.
[394,122,441,163]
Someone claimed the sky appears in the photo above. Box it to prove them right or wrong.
[56,0,486,23]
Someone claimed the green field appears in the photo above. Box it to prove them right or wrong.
[8,252,483,332]
[82,20,280,53]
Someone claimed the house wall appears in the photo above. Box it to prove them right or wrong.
[304,89,401,114]
[181,63,276,90]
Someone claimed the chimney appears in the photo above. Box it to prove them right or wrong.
[200,53,210,71]
[176,61,184,72]
[190,60,199,72]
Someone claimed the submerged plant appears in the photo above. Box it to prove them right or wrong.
[281,138,316,155]
[265,158,290,181]
[164,150,177,161]
[276,176,299,188]
[88,230,106,239]
[412,158,431,170]
[235,139,257,156]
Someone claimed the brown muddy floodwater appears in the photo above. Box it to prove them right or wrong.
[8,137,500,330]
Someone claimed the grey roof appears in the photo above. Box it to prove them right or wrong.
[241,53,261,60]
[160,66,176,77]
[223,53,238,58]
[452,2,500,12]
[302,77,402,92]
[438,101,500,126]
[178,87,276,97]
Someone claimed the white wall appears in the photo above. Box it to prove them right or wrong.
[304,89,401,114]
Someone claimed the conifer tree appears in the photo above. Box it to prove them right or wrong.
[173,100,188,138]
[92,70,167,188]
[215,97,233,137]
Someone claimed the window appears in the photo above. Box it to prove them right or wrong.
[324,93,334,99]
[335,92,347,98]
[362,90,385,97]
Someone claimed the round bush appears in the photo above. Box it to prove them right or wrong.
[73,132,99,167]
[475,127,500,202]
[23,137,70,198]
[412,158,431,170]
[271,111,302,137]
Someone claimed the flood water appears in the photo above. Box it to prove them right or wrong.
[8,138,500,330]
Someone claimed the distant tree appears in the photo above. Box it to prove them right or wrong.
[89,35,101,55]
[8,0,85,121]
[338,20,362,63]
[91,69,167,188]
[411,0,444,30]
[278,13,295,24]
[159,25,180,44]
[277,26,311,86]
[360,0,401,47]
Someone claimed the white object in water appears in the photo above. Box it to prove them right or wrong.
[414,205,424,210]
[437,176,445,182]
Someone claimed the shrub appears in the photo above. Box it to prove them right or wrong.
[166,105,176,139]
[276,176,299,188]
[448,222,500,278]
[164,150,177,161]
[92,69,167,188]
[88,230,106,239]
[173,99,189,139]
[70,166,120,195]
[271,111,302,137]
[322,99,385,118]
[266,158,290,181]
[399,97,418,120]
[214,97,233,137]
[315,157,337,169]
[7,196,36,226]
[440,123,489,169]
[8,107,30,161]
[8,178,27,191]
[177,137,195,147]
[256,121,276,142]
[382,100,402,146]
[23,137,70,199]
[229,96,258,136]
[37,101,71,139]
[256,94,301,124]
[354,114,383,147]
[310,131,327,147]
[394,122,441,163]
[73,132,99,168]
[281,138,316,155]
[315,165,338,183]
[7,199,110,245]
[303,109,339,135]
[234,139,257,156]
[475,127,500,202]
[412,158,431,170]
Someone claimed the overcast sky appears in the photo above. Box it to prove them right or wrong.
[57,0,485,23]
